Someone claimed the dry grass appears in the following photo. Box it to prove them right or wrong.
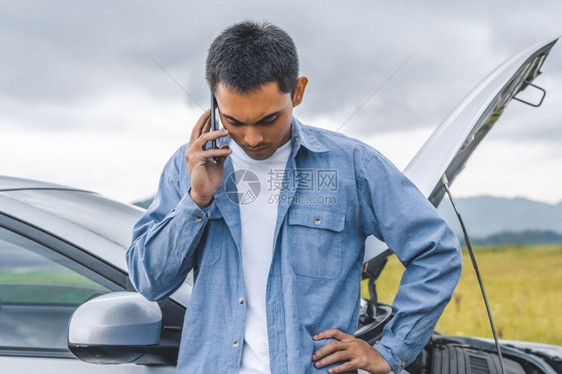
[364,244,562,345]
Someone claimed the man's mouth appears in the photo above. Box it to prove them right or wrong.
[245,145,269,154]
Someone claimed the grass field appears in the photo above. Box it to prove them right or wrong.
[365,244,562,345]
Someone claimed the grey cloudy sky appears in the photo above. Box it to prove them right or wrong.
[2,1,562,204]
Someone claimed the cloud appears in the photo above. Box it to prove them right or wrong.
[2,1,561,136]
[1,90,196,202]
[1,0,562,203]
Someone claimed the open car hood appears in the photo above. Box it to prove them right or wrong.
[363,36,559,263]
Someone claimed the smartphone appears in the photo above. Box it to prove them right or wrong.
[210,91,218,150]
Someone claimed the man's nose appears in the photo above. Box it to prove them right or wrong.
[244,126,264,147]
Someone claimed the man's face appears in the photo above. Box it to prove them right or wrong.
[215,78,307,160]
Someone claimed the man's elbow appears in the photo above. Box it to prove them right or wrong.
[447,235,463,285]
[431,224,463,285]
[133,283,170,302]
[126,270,171,302]
[125,245,168,302]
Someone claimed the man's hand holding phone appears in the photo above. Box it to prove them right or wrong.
[185,109,231,209]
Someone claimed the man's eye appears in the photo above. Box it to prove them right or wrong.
[261,116,278,125]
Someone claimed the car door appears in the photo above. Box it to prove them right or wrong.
[0,220,177,373]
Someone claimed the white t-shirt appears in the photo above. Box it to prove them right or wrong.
[229,138,292,374]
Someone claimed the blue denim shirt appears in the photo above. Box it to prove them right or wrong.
[126,117,462,374]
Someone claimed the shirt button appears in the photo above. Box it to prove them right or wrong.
[401,361,406,367]
[239,297,245,304]
[206,211,211,218]
[314,218,321,225]
[233,341,239,348]
[195,216,203,222]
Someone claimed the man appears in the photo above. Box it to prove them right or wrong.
[126,21,462,374]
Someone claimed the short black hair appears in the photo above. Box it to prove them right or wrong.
[205,20,299,96]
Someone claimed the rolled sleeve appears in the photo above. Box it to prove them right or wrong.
[373,336,409,374]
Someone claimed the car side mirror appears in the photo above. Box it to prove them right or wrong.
[68,291,173,365]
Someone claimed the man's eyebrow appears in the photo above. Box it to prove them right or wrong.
[223,111,282,124]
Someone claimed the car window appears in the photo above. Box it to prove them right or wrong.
[0,227,117,350]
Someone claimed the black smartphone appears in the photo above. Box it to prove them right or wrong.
[210,91,218,150]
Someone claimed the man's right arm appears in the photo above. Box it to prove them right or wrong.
[126,110,231,302]
[125,145,213,302]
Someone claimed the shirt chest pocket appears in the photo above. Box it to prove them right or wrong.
[287,206,346,280]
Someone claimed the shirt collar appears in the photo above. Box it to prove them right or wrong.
[290,116,330,155]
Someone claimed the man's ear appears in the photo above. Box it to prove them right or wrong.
[292,76,308,107]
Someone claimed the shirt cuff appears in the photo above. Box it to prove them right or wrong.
[174,189,215,222]
[373,335,411,374]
